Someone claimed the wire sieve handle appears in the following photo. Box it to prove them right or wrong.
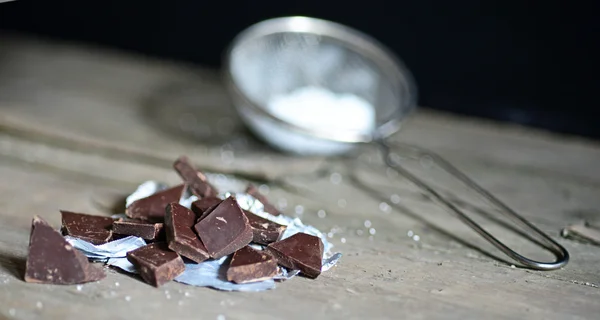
[377,140,569,270]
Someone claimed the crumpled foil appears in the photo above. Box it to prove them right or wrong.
[274,268,301,281]
[64,236,147,273]
[125,181,168,208]
[322,253,343,272]
[68,180,341,291]
[174,257,276,292]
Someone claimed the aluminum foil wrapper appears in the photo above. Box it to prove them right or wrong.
[322,253,343,272]
[64,236,147,273]
[70,180,341,292]
[273,268,301,281]
[125,181,169,207]
[175,257,276,292]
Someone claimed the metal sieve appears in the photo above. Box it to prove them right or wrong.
[223,16,568,270]
[223,16,416,155]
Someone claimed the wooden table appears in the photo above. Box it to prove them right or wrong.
[0,34,599,320]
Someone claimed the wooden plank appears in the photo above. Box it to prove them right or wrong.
[0,34,599,319]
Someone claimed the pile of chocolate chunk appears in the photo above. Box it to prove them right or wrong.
[24,156,327,288]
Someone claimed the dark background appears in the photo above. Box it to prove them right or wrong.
[1,1,598,138]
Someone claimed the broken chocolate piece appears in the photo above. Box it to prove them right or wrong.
[267,233,324,279]
[194,197,253,259]
[125,184,185,221]
[246,184,280,216]
[25,215,106,284]
[226,246,278,284]
[243,210,286,245]
[173,156,217,198]
[126,242,185,287]
[113,219,164,241]
[191,197,223,220]
[61,211,114,245]
[165,203,209,263]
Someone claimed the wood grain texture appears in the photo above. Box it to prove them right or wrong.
[0,34,599,319]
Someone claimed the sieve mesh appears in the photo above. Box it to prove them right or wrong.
[229,32,401,126]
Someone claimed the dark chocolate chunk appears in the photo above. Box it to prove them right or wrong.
[173,156,217,198]
[191,197,223,220]
[113,219,164,241]
[243,210,286,245]
[267,233,323,279]
[125,184,185,221]
[25,215,106,284]
[126,242,185,287]
[246,184,280,215]
[61,211,114,245]
[193,197,253,259]
[226,246,278,284]
[165,203,209,263]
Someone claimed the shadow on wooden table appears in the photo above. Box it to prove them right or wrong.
[139,80,246,146]
[138,79,293,160]
[345,168,517,266]
[0,251,26,280]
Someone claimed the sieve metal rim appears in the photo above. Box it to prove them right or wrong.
[222,16,418,144]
